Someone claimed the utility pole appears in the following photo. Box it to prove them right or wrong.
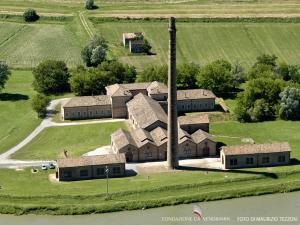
[105,165,109,199]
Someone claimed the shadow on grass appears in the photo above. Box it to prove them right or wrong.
[177,165,279,179]
[0,93,29,101]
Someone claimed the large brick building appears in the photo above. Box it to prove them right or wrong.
[110,93,217,162]
[62,81,216,120]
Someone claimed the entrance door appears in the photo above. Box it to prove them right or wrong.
[203,146,210,157]
[125,151,133,162]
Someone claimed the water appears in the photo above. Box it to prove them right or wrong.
[0,192,299,225]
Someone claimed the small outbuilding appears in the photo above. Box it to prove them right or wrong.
[56,154,126,181]
[220,142,291,169]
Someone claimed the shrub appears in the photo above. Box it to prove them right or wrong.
[31,93,50,118]
[85,0,95,10]
[141,39,152,54]
[33,60,70,94]
[279,87,300,120]
[23,9,39,22]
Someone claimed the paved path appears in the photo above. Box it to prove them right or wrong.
[0,98,125,164]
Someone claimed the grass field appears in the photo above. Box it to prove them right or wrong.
[0,165,299,214]
[0,18,87,68]
[94,21,300,70]
[12,122,127,160]
[0,70,41,155]
[0,0,299,17]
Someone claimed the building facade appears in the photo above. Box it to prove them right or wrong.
[220,142,291,169]
[62,81,216,121]
[56,154,126,181]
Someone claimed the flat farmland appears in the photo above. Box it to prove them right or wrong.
[94,21,300,70]
[0,20,86,68]
[0,0,299,17]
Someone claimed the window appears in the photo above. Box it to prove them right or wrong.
[96,168,105,175]
[145,152,152,158]
[80,170,88,177]
[278,155,286,163]
[89,111,92,115]
[262,156,270,164]
[77,112,80,116]
[246,157,254,164]
[96,110,98,114]
[184,149,192,155]
[230,158,238,166]
[63,171,72,178]
[72,112,75,116]
[113,167,121,174]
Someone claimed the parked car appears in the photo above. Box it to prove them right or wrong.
[41,164,47,170]
[49,162,55,169]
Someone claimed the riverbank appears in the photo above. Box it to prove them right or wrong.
[0,166,299,215]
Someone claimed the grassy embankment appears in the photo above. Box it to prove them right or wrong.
[0,166,299,215]
[0,0,299,17]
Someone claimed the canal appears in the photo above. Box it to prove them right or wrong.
[0,192,299,225]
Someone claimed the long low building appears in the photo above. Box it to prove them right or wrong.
[220,142,291,169]
[61,81,216,120]
[56,154,126,181]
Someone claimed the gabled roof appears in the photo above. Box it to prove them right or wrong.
[177,89,216,100]
[105,83,150,97]
[63,95,111,108]
[150,127,167,146]
[221,142,291,156]
[178,128,192,144]
[127,93,168,130]
[147,81,168,95]
[131,128,156,148]
[178,114,209,126]
[57,154,126,168]
[123,32,144,40]
[191,129,214,144]
[111,129,137,149]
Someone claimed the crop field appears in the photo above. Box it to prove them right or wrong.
[12,122,127,160]
[94,21,300,70]
[0,0,299,17]
[0,19,87,69]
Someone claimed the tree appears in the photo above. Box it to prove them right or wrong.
[247,54,278,80]
[235,78,284,122]
[136,64,168,84]
[196,59,234,96]
[256,54,278,68]
[23,9,39,22]
[33,60,70,94]
[70,61,137,96]
[0,61,11,92]
[85,0,95,10]
[177,63,200,89]
[31,93,50,118]
[279,87,300,120]
[277,63,300,83]
[141,39,152,54]
[231,61,246,88]
[81,35,108,67]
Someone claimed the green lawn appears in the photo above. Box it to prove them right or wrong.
[0,18,87,68]
[0,165,299,214]
[211,120,300,159]
[12,122,127,160]
[0,70,41,155]
[94,21,300,70]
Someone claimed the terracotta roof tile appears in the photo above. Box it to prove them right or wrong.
[222,142,291,155]
[64,95,111,108]
[57,154,126,168]
[127,93,168,130]
[177,89,216,100]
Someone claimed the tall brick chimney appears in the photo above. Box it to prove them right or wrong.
[167,17,179,170]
